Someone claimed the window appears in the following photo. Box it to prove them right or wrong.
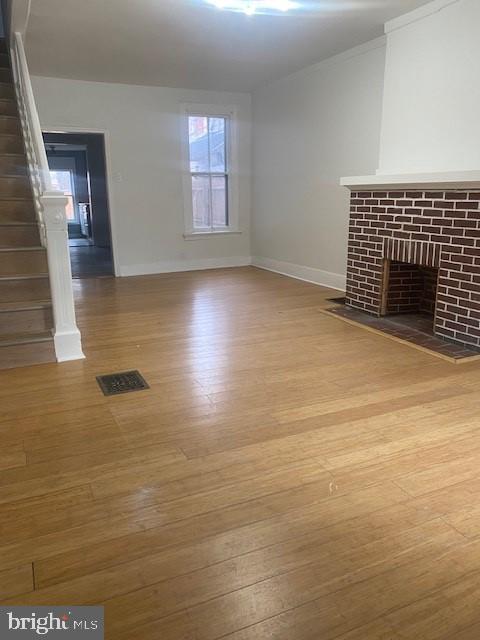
[182,105,239,236]
[50,170,76,221]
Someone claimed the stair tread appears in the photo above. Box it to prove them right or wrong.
[0,300,51,312]
[0,273,49,281]
[0,44,56,367]
[0,246,44,252]
[0,222,37,226]
[0,197,33,201]
[0,331,53,347]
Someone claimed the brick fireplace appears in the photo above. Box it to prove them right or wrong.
[346,189,480,350]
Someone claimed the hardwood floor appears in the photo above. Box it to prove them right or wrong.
[69,243,114,279]
[2,265,480,639]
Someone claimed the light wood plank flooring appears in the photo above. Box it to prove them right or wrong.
[2,266,480,639]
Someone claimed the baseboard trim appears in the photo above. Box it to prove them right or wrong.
[54,329,85,362]
[119,256,252,277]
[251,256,346,292]
[117,255,346,290]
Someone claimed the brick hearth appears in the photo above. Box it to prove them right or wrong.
[346,190,480,349]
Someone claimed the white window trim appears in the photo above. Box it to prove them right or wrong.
[181,103,240,237]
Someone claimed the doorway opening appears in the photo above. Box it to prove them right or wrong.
[43,132,114,278]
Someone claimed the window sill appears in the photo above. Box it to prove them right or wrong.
[183,230,242,241]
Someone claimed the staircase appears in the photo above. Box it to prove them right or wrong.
[0,39,55,369]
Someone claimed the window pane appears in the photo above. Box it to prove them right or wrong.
[50,170,73,195]
[187,114,229,231]
[65,196,75,221]
[209,117,226,173]
[192,175,211,229]
[50,170,75,221]
[188,116,209,172]
[212,176,228,227]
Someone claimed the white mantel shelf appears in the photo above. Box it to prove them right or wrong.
[340,171,480,191]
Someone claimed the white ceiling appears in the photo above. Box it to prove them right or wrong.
[25,0,433,93]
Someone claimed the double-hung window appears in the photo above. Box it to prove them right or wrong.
[182,105,238,236]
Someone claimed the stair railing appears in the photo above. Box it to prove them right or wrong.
[9,31,84,362]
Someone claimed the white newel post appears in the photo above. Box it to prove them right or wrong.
[41,192,85,362]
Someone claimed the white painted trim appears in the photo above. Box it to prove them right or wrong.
[180,103,240,236]
[119,256,251,277]
[340,170,480,190]
[41,192,85,362]
[385,0,461,34]
[11,34,84,364]
[251,257,346,292]
[40,124,120,277]
[12,32,52,193]
[54,330,85,363]
[183,230,242,240]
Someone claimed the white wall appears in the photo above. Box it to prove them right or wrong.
[379,0,480,174]
[31,76,251,276]
[251,39,386,289]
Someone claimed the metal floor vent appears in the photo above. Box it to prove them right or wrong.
[96,370,150,396]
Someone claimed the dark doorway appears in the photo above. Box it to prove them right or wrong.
[43,132,114,278]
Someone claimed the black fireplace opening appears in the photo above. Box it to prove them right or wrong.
[381,261,439,334]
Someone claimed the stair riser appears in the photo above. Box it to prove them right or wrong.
[0,249,47,275]
[0,84,15,100]
[0,307,53,335]
[0,156,27,175]
[0,201,36,223]
[0,340,55,369]
[0,42,59,371]
[0,135,24,154]
[0,100,18,117]
[0,178,31,198]
[0,278,50,302]
[0,118,20,135]
[0,68,13,84]
[0,226,41,247]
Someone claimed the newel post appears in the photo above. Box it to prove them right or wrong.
[41,191,85,362]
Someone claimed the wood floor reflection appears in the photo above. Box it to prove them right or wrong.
[1,266,480,640]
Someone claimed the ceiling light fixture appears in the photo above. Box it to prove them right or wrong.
[207,0,299,16]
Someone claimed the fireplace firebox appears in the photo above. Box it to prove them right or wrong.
[381,261,439,319]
